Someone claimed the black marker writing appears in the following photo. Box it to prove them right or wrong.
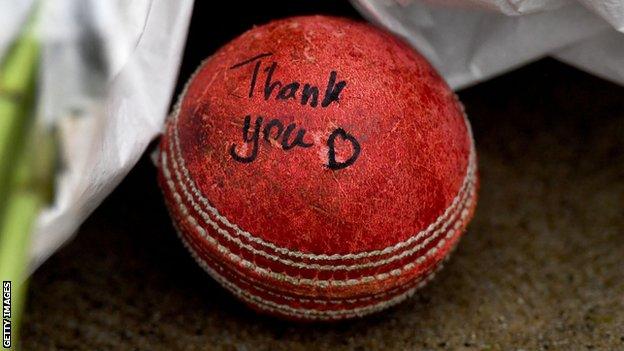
[229,115,262,163]
[230,56,346,108]
[327,128,361,170]
[228,53,360,170]
[230,115,313,164]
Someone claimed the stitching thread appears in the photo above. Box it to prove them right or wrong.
[164,128,476,271]
[175,221,451,319]
[175,212,443,305]
[163,157,473,286]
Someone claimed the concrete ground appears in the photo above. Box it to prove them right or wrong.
[22,2,624,350]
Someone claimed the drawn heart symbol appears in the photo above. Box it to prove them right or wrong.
[327,128,361,170]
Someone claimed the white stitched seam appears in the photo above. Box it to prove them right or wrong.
[178,203,463,311]
[163,136,476,271]
[175,221,448,319]
[163,156,473,287]
[176,215,443,306]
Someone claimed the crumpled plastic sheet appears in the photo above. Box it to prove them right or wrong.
[352,0,624,89]
[0,0,194,271]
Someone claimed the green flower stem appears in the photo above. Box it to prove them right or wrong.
[0,181,41,341]
[0,12,40,207]
[0,126,55,350]
[0,6,50,350]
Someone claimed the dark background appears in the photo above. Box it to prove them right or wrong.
[22,1,624,350]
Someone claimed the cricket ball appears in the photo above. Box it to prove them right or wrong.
[158,15,478,321]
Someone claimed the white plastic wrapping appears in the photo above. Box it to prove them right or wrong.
[0,0,194,271]
[353,0,624,89]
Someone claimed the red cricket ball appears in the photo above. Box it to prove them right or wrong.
[158,15,478,321]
